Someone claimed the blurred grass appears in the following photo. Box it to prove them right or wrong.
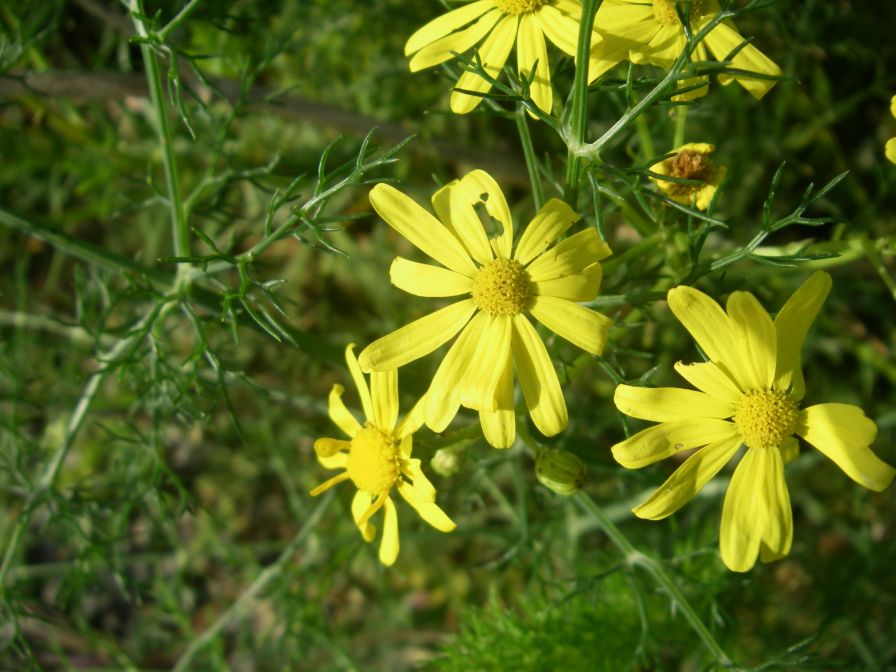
[1,0,896,670]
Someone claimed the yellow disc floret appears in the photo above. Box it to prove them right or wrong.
[653,0,703,25]
[471,258,532,316]
[734,390,799,450]
[346,425,401,495]
[496,0,546,15]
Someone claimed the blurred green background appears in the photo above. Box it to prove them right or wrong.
[2,0,896,669]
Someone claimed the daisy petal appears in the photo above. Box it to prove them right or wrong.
[352,491,376,542]
[535,262,602,302]
[396,397,427,439]
[536,4,582,56]
[359,299,477,372]
[451,16,517,114]
[703,20,781,99]
[614,384,736,422]
[479,342,516,448]
[667,285,748,390]
[529,295,611,355]
[369,184,476,276]
[726,291,776,391]
[719,448,765,572]
[397,482,456,532]
[317,452,348,470]
[309,472,350,497]
[405,0,496,55]
[514,198,579,266]
[526,228,611,282]
[346,344,375,423]
[426,311,488,432]
[796,403,894,492]
[314,437,350,458]
[887,138,896,164]
[673,361,743,404]
[632,434,743,519]
[612,418,738,469]
[404,458,436,502]
[409,12,500,72]
[445,172,503,265]
[461,314,511,411]
[390,257,474,297]
[517,13,552,114]
[512,314,567,436]
[328,384,362,438]
[379,497,400,566]
[758,447,792,563]
[456,169,514,259]
[632,24,682,67]
[773,271,831,400]
[370,369,398,431]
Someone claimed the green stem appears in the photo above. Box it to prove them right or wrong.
[516,106,544,210]
[635,110,655,161]
[673,104,688,148]
[0,304,166,593]
[158,0,204,40]
[130,1,190,260]
[574,492,737,669]
[563,0,601,207]
[170,492,334,672]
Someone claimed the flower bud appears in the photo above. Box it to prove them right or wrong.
[431,446,462,477]
[535,448,586,496]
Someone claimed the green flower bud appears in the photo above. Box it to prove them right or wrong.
[535,448,586,496]
[431,446,462,477]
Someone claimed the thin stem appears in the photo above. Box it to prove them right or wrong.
[130,1,190,260]
[158,0,204,40]
[516,106,544,210]
[0,304,165,592]
[563,0,601,206]
[574,491,737,669]
[673,104,688,148]
[170,492,334,672]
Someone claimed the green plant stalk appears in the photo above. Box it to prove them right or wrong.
[516,106,544,210]
[574,491,737,669]
[130,1,191,261]
[563,0,602,206]
[0,303,166,592]
[673,104,688,148]
[171,491,334,672]
[158,0,204,40]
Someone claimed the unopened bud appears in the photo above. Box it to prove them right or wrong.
[535,448,586,496]
[431,446,462,477]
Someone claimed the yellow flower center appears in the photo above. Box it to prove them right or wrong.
[653,0,704,25]
[346,425,401,495]
[734,390,798,450]
[471,258,532,316]
[496,0,546,15]
[665,149,715,195]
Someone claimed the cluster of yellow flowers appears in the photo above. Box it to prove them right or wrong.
[310,1,895,572]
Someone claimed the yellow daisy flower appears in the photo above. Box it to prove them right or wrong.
[886,95,896,164]
[358,169,613,449]
[404,0,587,114]
[650,142,726,210]
[611,272,895,572]
[591,0,782,100]
[310,344,456,566]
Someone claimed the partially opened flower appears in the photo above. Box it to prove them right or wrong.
[358,169,613,449]
[886,95,896,164]
[650,143,726,210]
[591,0,781,100]
[612,272,895,572]
[310,344,456,566]
[404,0,587,114]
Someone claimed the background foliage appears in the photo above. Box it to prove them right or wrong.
[1,0,896,669]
